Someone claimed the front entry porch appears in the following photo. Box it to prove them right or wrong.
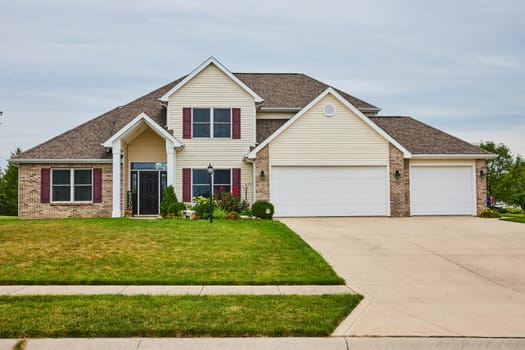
[130,166,168,216]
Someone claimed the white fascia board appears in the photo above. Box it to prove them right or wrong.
[102,112,183,148]
[246,87,412,159]
[10,159,114,164]
[411,153,497,160]
[159,57,264,103]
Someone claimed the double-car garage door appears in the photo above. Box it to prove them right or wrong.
[270,165,475,217]
[271,166,389,217]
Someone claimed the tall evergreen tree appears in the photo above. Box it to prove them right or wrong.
[0,148,21,216]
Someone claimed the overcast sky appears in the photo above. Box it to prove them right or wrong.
[1,0,524,168]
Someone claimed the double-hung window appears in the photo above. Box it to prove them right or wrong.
[191,169,231,198]
[51,169,93,202]
[192,108,231,138]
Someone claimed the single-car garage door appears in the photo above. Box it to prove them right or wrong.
[410,166,475,215]
[271,166,389,216]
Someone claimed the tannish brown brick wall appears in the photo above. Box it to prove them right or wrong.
[389,144,410,217]
[255,145,270,201]
[18,163,114,219]
[476,159,488,215]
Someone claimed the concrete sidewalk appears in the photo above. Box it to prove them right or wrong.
[2,337,525,350]
[0,285,353,296]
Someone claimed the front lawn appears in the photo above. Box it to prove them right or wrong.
[0,294,361,337]
[0,218,343,285]
[501,214,525,224]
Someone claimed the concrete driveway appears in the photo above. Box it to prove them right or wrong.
[280,217,525,337]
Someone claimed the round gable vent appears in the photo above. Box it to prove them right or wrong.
[323,103,336,117]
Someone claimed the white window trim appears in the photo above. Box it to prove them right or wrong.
[192,108,232,139]
[191,168,233,199]
[51,168,93,203]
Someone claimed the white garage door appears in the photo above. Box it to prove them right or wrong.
[410,166,474,215]
[271,166,389,217]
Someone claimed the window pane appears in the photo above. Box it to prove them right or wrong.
[193,108,210,122]
[52,170,70,185]
[74,186,92,201]
[193,169,210,185]
[193,185,210,198]
[52,186,70,201]
[214,169,231,185]
[214,124,231,138]
[74,170,92,185]
[214,109,231,123]
[193,124,210,138]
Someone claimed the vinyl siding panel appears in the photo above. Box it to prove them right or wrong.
[166,64,256,203]
[270,94,389,165]
[127,128,167,163]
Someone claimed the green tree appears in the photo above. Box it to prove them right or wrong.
[0,148,21,216]
[478,141,513,201]
[503,156,525,211]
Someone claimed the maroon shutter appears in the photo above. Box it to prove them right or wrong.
[183,108,192,139]
[232,108,241,139]
[183,168,191,202]
[232,168,241,193]
[40,168,50,203]
[93,168,102,203]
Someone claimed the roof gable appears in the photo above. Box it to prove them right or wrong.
[159,57,264,103]
[247,88,411,159]
[103,112,182,148]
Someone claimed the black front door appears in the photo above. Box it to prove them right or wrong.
[139,172,159,215]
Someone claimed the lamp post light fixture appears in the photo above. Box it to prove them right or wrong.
[207,163,214,223]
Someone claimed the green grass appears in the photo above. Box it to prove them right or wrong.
[501,214,525,224]
[0,216,17,220]
[0,294,361,337]
[0,218,343,285]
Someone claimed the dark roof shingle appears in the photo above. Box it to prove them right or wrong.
[370,116,488,155]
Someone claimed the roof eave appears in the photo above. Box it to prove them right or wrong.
[10,158,113,164]
[411,153,497,160]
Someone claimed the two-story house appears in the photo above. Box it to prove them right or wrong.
[13,57,493,219]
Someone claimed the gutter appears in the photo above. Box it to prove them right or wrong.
[410,154,497,160]
[9,159,114,164]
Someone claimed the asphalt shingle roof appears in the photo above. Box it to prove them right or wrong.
[15,74,487,160]
[370,116,488,155]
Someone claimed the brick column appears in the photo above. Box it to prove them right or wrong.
[475,159,487,215]
[389,144,410,217]
[255,145,270,201]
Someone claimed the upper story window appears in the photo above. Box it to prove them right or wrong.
[192,108,231,138]
[52,169,93,202]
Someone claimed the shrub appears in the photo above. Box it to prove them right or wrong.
[193,196,210,219]
[240,208,252,217]
[173,202,187,217]
[479,208,501,218]
[251,201,275,219]
[218,187,241,213]
[212,208,226,220]
[160,186,177,218]
[507,207,524,215]
[226,212,240,220]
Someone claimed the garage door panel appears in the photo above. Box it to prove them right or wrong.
[410,166,474,215]
[271,166,388,217]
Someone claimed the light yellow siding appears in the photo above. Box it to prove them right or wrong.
[256,112,294,120]
[127,128,167,163]
[166,63,256,203]
[270,94,389,165]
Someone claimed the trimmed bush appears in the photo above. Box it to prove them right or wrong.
[479,208,501,218]
[160,186,177,218]
[251,201,275,219]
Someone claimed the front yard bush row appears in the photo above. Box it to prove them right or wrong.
[162,187,274,220]
[479,208,502,218]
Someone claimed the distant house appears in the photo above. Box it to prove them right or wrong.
[13,57,492,218]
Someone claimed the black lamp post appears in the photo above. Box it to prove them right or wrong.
[207,163,214,223]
